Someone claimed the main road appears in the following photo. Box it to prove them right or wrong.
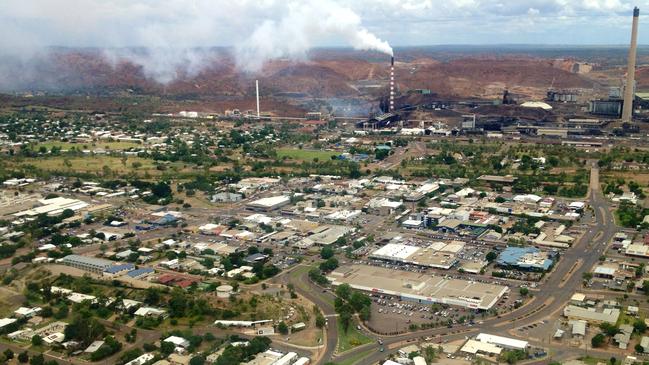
[286,164,622,365]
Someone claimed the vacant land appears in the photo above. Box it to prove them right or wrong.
[8,156,188,176]
[277,148,339,161]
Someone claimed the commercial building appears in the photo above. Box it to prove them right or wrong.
[563,305,620,324]
[328,265,508,310]
[295,225,353,248]
[247,195,291,212]
[369,242,463,269]
[496,247,554,271]
[475,333,528,350]
[460,339,502,356]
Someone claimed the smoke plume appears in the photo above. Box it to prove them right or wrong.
[235,1,393,72]
[0,0,392,88]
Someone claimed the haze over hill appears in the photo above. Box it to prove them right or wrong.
[4,46,646,97]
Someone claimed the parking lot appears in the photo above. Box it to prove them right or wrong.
[366,293,485,333]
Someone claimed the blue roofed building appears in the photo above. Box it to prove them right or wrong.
[104,263,136,277]
[496,247,554,272]
[127,267,155,279]
[152,214,178,226]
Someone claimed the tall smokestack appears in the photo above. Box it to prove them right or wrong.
[255,79,260,119]
[389,56,395,112]
[622,7,640,122]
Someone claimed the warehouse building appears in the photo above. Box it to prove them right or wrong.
[328,265,508,310]
[13,197,89,217]
[246,195,291,212]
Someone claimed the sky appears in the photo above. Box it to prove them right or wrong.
[1,0,648,49]
[1,0,649,82]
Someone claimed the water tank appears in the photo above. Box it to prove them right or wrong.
[216,285,234,298]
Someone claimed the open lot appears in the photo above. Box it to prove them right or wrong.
[277,148,339,161]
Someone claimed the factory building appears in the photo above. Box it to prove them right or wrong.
[589,100,623,117]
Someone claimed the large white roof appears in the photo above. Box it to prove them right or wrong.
[371,243,419,260]
[249,195,290,207]
[476,333,528,349]
[520,101,552,110]
[461,339,502,355]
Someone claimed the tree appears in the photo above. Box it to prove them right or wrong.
[64,315,106,346]
[29,354,44,365]
[189,355,206,365]
[315,313,326,328]
[277,321,289,335]
[359,305,371,321]
[31,335,43,346]
[320,246,334,259]
[160,341,175,356]
[599,323,619,337]
[319,257,339,272]
[635,344,644,353]
[423,346,438,363]
[591,333,606,348]
[519,288,529,296]
[486,251,498,262]
[339,307,353,333]
[335,284,352,301]
[18,351,28,363]
[634,319,647,334]
[349,292,371,312]
[3,349,13,360]
[168,289,188,318]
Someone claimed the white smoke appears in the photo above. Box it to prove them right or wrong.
[0,0,394,85]
[235,1,393,72]
[102,48,216,85]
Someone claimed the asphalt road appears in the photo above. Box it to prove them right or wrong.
[286,164,625,365]
[274,265,338,364]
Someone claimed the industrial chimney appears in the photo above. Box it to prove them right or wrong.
[255,79,260,119]
[622,7,640,122]
[389,56,395,112]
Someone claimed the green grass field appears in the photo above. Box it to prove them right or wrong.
[337,319,373,353]
[277,148,338,161]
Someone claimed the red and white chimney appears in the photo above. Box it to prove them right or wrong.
[390,56,395,112]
